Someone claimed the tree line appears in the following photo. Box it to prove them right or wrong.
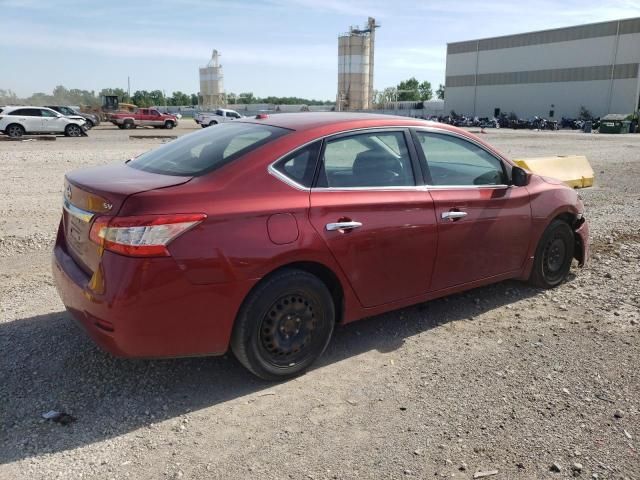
[0,86,334,108]
[374,78,445,104]
[0,80,444,109]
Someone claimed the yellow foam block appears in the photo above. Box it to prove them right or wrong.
[514,155,594,188]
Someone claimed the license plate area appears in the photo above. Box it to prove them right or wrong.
[63,199,96,273]
[66,214,86,250]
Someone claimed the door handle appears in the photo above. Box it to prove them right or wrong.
[326,221,363,232]
[441,211,468,221]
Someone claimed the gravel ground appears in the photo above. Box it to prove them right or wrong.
[0,123,639,480]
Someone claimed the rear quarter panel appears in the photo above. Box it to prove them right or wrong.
[117,137,363,320]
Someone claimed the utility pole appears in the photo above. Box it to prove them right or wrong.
[127,76,130,99]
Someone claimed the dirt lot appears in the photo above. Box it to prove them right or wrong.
[0,122,639,480]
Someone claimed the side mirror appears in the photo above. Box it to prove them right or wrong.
[511,166,530,186]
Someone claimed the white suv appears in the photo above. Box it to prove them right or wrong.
[0,106,87,138]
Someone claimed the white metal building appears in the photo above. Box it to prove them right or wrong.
[444,18,640,119]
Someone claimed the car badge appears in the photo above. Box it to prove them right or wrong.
[103,202,113,211]
[65,185,72,200]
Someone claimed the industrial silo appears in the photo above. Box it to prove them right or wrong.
[199,50,225,109]
[337,18,379,111]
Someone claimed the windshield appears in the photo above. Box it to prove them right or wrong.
[128,122,290,176]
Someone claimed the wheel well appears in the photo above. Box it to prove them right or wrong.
[257,262,344,324]
[5,123,24,131]
[551,212,584,263]
[554,212,575,226]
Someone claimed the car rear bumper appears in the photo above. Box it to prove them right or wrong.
[52,238,257,358]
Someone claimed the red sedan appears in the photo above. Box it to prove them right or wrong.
[53,113,589,380]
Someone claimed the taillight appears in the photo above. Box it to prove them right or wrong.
[89,214,206,257]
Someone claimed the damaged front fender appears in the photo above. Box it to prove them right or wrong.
[573,218,589,267]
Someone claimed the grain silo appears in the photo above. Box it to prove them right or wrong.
[337,17,379,111]
[199,50,225,109]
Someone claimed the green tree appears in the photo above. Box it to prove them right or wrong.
[396,77,420,101]
[132,90,151,107]
[418,81,433,101]
[190,93,198,105]
[27,92,53,106]
[237,92,255,104]
[436,84,445,100]
[52,85,69,103]
[375,87,396,105]
[148,90,165,106]
[170,91,190,106]
[0,89,20,104]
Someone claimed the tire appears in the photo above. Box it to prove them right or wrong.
[208,120,217,127]
[231,269,335,381]
[64,124,83,137]
[164,121,174,129]
[84,120,94,129]
[529,220,575,289]
[6,124,25,138]
[123,121,134,130]
[117,125,126,130]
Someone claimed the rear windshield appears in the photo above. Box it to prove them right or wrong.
[128,122,289,176]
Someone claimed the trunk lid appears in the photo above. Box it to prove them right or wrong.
[62,163,191,274]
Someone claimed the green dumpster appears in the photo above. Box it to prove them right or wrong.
[599,114,631,134]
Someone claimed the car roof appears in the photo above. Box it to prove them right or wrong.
[1,105,41,112]
[238,112,453,133]
[236,112,509,163]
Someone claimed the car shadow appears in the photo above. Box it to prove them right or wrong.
[0,279,541,465]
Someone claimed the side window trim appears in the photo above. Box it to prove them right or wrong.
[410,128,510,188]
[312,128,418,190]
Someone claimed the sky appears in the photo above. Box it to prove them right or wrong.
[1,0,639,100]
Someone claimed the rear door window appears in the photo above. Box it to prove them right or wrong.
[316,131,415,188]
[129,122,290,176]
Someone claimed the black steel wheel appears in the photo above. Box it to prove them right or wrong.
[529,219,575,288]
[6,124,25,138]
[164,121,174,129]
[258,293,320,367]
[123,121,134,130]
[231,269,335,381]
[65,124,83,137]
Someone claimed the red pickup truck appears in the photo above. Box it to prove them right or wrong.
[110,108,179,129]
